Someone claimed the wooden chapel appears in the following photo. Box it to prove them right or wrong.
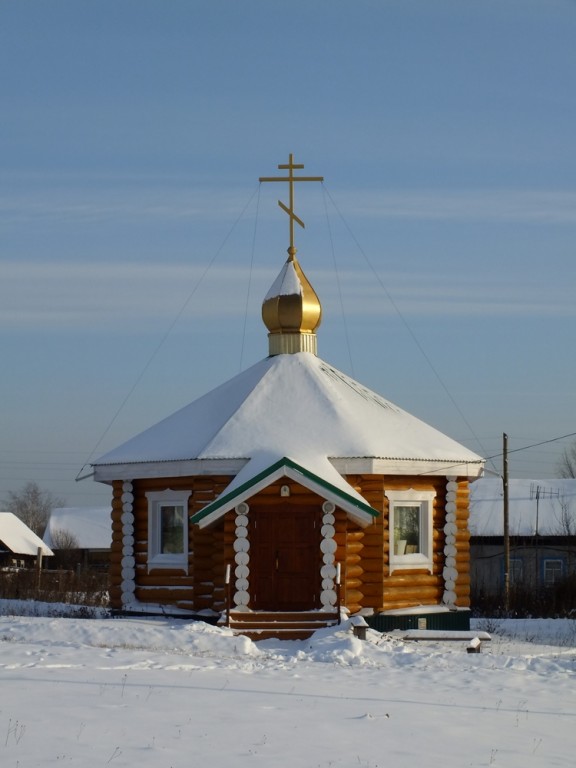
[92,155,484,638]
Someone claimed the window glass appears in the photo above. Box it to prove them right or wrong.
[544,559,563,585]
[510,558,523,585]
[160,505,184,554]
[146,490,191,571]
[394,505,421,554]
[385,489,435,574]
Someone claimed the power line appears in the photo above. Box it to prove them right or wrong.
[485,431,576,463]
[75,184,261,480]
[322,184,498,474]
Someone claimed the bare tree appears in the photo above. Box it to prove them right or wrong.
[554,494,575,536]
[49,528,81,570]
[5,481,64,537]
[557,441,576,479]
[50,528,80,550]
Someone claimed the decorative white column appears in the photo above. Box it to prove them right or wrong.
[320,501,338,611]
[442,477,459,606]
[120,481,136,608]
[233,502,250,611]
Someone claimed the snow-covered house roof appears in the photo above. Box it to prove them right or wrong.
[43,507,111,550]
[0,512,54,557]
[470,478,576,536]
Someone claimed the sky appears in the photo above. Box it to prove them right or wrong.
[1,0,576,508]
[1,610,575,767]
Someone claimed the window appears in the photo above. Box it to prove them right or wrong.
[503,557,523,586]
[147,490,191,571]
[543,558,564,586]
[385,489,435,573]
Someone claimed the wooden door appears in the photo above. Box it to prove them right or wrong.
[249,505,321,611]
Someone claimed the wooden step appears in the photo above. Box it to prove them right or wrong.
[225,610,340,641]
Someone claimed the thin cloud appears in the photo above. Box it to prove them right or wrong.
[2,180,576,228]
[1,260,573,332]
[327,188,576,224]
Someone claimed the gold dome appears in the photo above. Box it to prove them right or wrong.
[262,246,322,356]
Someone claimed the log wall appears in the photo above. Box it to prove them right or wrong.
[107,472,473,615]
[454,480,471,607]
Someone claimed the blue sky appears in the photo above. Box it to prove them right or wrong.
[1,0,576,507]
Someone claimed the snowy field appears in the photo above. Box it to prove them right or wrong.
[1,603,575,768]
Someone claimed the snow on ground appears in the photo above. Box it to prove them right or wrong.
[1,602,575,767]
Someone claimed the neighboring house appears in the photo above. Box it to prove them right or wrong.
[90,157,485,636]
[43,507,112,571]
[0,512,54,568]
[469,477,576,596]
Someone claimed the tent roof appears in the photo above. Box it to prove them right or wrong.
[94,353,484,500]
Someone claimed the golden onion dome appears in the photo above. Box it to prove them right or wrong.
[262,246,322,356]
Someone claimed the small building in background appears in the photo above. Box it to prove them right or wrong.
[470,478,576,603]
[0,512,54,568]
[43,507,111,572]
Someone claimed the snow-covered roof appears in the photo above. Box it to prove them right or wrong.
[43,507,111,550]
[0,513,54,557]
[93,353,484,503]
[469,478,576,536]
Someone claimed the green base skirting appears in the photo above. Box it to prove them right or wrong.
[366,609,471,633]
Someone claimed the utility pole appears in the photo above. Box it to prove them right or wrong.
[503,432,510,613]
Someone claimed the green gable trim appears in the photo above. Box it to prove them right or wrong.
[190,456,379,525]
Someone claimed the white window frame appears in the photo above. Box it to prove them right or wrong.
[146,489,191,572]
[543,558,563,586]
[385,488,435,574]
[508,557,523,586]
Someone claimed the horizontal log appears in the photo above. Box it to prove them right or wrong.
[346,541,364,556]
[360,559,384,574]
[145,567,191,578]
[346,564,364,579]
[385,573,440,588]
[359,571,383,585]
[345,589,364,605]
[192,546,219,559]
[137,574,194,587]
[358,546,384,560]
[109,587,121,605]
[381,599,438,611]
[135,587,192,603]
[194,572,218,585]
[359,582,386,598]
[383,586,443,602]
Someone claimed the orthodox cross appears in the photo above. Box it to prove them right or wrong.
[259,153,324,256]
